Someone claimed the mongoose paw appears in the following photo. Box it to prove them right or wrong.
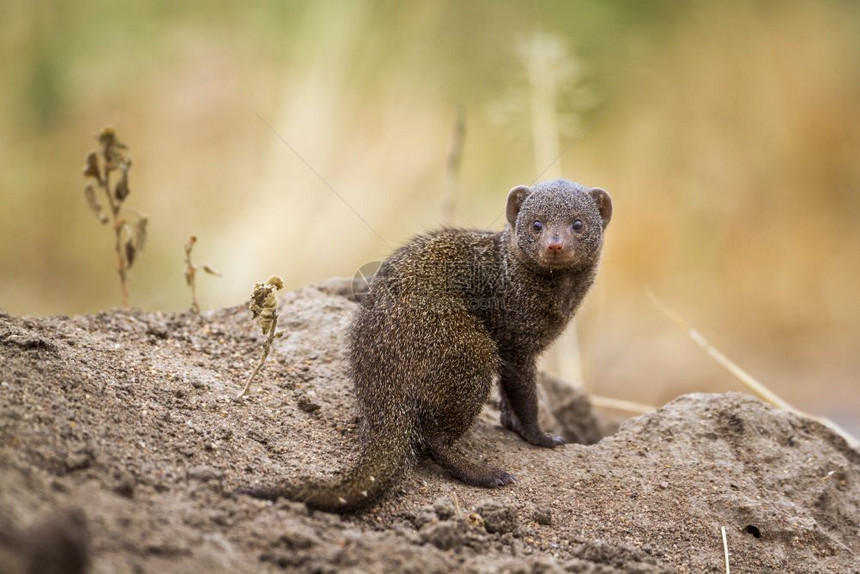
[528,432,566,448]
[484,470,516,487]
[451,467,516,488]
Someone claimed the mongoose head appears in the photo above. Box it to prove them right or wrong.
[506,179,612,271]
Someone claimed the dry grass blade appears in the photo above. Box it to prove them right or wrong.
[721,526,730,574]
[647,290,859,449]
[647,290,796,413]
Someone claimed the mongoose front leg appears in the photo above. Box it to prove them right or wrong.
[498,358,565,448]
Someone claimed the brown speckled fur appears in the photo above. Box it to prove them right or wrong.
[240,179,612,513]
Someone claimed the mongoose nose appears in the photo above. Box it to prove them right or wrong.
[547,240,564,253]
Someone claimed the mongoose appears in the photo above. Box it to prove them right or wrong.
[240,179,612,512]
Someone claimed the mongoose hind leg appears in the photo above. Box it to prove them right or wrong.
[427,437,514,487]
[499,358,565,448]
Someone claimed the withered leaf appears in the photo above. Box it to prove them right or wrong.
[114,171,130,201]
[248,276,283,335]
[202,264,221,277]
[124,239,136,268]
[82,151,102,183]
[84,184,109,224]
[134,217,148,251]
[184,267,194,286]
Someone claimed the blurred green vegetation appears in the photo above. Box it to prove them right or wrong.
[1,1,858,428]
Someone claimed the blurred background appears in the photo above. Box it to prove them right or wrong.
[1,1,858,434]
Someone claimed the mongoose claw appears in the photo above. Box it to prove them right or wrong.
[481,470,516,487]
[547,434,566,447]
[506,422,566,448]
[492,471,517,487]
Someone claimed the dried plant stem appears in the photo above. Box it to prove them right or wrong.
[102,164,129,309]
[189,276,199,314]
[721,526,730,574]
[184,237,199,314]
[237,316,278,400]
[648,290,859,449]
[441,107,465,225]
[589,395,655,415]
[83,128,144,309]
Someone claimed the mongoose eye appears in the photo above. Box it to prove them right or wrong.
[572,220,583,231]
[532,221,544,232]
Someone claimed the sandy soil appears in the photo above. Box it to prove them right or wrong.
[1,279,858,573]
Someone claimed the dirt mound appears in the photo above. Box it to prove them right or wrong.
[1,280,858,573]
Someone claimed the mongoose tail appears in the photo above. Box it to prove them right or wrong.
[239,419,411,513]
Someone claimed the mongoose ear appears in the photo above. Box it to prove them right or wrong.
[506,185,532,228]
[589,188,612,228]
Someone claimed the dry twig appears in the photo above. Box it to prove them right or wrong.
[183,235,221,314]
